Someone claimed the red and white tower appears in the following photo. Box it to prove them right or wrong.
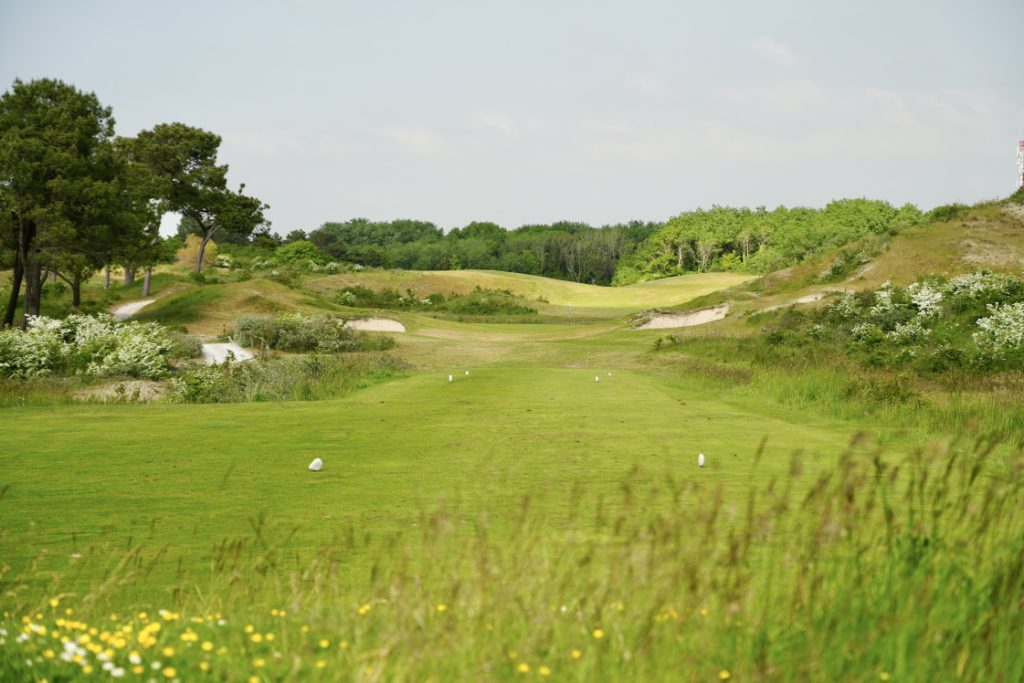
[1018,138,1024,189]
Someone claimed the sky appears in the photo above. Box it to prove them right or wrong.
[2,0,1022,236]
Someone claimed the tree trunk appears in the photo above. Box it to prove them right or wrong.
[23,251,43,323]
[143,266,153,297]
[2,252,23,329]
[71,272,82,309]
[105,265,111,289]
[195,234,212,272]
[124,267,136,285]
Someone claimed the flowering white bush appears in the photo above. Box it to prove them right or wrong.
[850,322,880,342]
[869,282,895,316]
[973,302,1024,356]
[906,282,943,317]
[946,272,1016,299]
[0,314,176,379]
[827,292,860,319]
[887,317,930,344]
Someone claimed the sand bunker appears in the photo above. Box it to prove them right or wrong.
[112,299,155,320]
[636,304,729,330]
[344,318,406,332]
[202,342,255,365]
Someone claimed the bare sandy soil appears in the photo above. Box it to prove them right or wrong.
[111,299,155,320]
[344,318,407,332]
[635,305,729,329]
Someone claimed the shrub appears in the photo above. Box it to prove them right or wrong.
[973,302,1024,357]
[0,314,177,379]
[234,314,396,353]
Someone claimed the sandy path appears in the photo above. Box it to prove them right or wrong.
[111,299,155,320]
[345,318,406,332]
[636,305,729,330]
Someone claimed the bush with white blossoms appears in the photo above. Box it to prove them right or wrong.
[827,292,860,320]
[888,317,931,344]
[0,314,177,379]
[906,281,943,317]
[972,302,1024,357]
[945,271,1018,300]
[869,281,896,316]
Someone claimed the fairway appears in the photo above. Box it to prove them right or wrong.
[0,366,852,592]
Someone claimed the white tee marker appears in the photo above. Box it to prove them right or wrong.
[448,375,453,382]
[465,370,470,376]
[698,452,705,468]
[595,375,600,383]
[309,457,323,472]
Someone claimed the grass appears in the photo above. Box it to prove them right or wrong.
[3,255,1024,680]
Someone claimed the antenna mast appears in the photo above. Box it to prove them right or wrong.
[1018,137,1024,190]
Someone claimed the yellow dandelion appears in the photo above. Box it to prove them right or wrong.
[516,662,530,673]
[217,646,228,655]
[248,677,259,683]
[132,666,144,675]
[82,665,94,674]
[64,608,74,616]
[879,674,892,682]
[436,603,447,612]
[244,624,255,634]
[250,633,263,643]
[592,628,604,640]
[163,668,177,678]
[270,609,279,617]
[315,660,326,669]
[49,598,60,608]
[254,658,266,668]
[201,641,213,652]
[539,665,552,676]
[571,649,583,660]
[199,661,210,672]
[319,639,330,649]
[699,607,708,617]
[357,603,372,616]
[43,649,55,659]
[339,640,349,650]
[162,646,175,657]
[138,612,148,621]
[719,671,731,681]
[265,633,275,642]
[300,625,310,634]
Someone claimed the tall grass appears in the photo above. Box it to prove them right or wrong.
[2,432,1022,681]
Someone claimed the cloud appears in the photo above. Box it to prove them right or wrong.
[749,37,798,67]
[377,125,447,154]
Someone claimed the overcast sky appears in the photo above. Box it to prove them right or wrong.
[2,0,1022,236]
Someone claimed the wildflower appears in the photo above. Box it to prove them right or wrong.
[699,608,708,617]
[508,651,518,659]
[132,666,144,675]
[319,639,330,649]
[43,649,55,659]
[339,640,349,650]
[265,633,275,642]
[244,624,255,634]
[129,652,142,664]
[82,665,94,674]
[719,671,731,680]
[162,647,175,657]
[315,660,326,669]
[571,649,582,660]
[357,603,372,616]
[163,668,177,678]
[199,661,210,672]
[248,677,259,683]
[436,603,448,613]
[111,667,125,678]
[592,629,604,639]
[254,658,266,668]
[250,633,263,643]
[879,674,891,681]
[539,665,552,676]
[517,662,530,673]
[201,641,213,652]
[49,598,60,608]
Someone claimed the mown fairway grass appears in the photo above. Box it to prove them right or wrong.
[2,271,1023,681]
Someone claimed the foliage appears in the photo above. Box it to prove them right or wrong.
[169,352,405,403]
[615,199,922,284]
[273,239,327,264]
[337,285,536,316]
[0,314,181,379]
[174,234,218,271]
[233,313,396,353]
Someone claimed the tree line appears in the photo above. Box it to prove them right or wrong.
[0,78,268,328]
